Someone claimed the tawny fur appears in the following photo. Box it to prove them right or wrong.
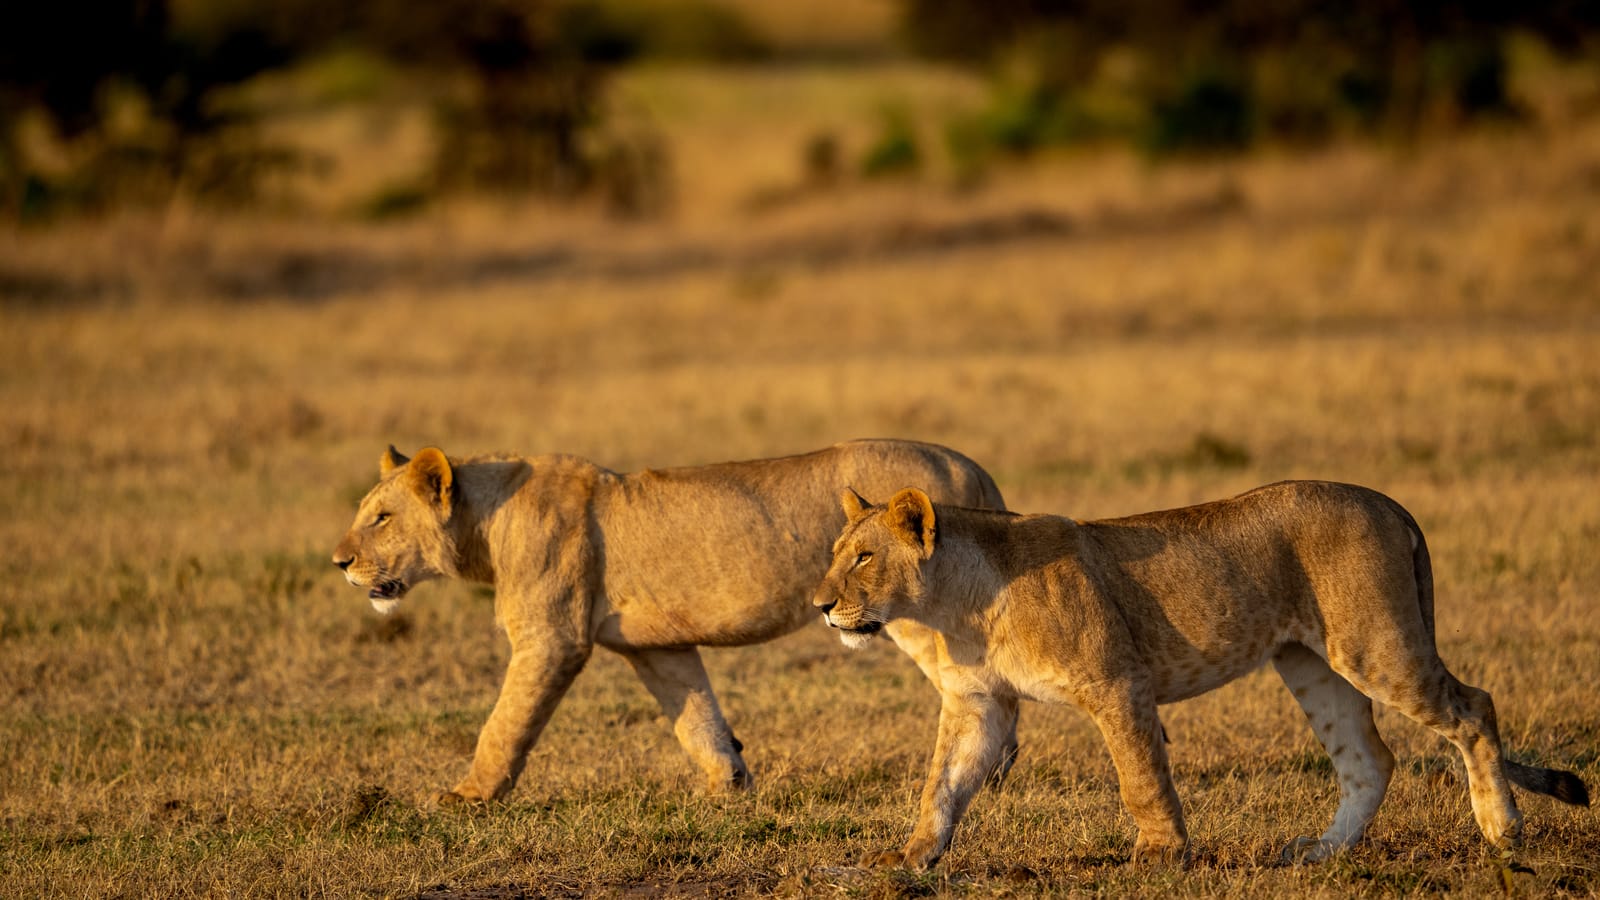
[332,440,1015,802]
[814,482,1590,870]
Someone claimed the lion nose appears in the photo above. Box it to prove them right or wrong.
[814,595,836,615]
[333,555,354,571]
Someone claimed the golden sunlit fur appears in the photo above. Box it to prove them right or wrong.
[814,482,1590,870]
[333,440,1010,801]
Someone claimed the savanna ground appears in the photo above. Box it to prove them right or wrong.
[3,54,1600,897]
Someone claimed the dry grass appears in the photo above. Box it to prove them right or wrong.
[2,60,1600,898]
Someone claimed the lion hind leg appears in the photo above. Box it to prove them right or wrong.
[1272,643,1394,863]
[1328,643,1524,850]
[1430,678,1523,849]
[621,647,752,792]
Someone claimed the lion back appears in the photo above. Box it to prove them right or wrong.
[831,439,1006,513]
[586,440,1006,643]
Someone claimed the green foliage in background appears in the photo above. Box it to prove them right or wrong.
[5,0,1599,220]
[860,106,922,178]
[902,0,1600,158]
[1,0,297,218]
[0,0,672,220]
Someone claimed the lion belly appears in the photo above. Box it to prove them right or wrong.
[595,578,820,648]
[1121,572,1314,704]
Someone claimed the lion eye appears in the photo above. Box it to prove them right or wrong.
[853,551,873,568]
[373,512,391,527]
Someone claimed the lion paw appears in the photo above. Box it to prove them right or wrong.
[1279,836,1337,865]
[859,848,907,869]
[434,789,487,808]
[1132,835,1189,866]
[1486,815,1524,851]
[705,766,754,794]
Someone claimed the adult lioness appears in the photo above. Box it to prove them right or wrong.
[332,439,1013,802]
[814,482,1589,869]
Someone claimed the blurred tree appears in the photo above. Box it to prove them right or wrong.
[901,0,1600,157]
[341,0,632,195]
[0,0,299,216]
[0,0,653,218]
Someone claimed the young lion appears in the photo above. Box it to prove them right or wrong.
[332,440,1017,803]
[814,482,1589,869]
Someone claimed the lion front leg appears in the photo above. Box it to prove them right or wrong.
[1082,682,1188,864]
[874,688,1011,871]
[441,644,591,804]
[619,647,752,792]
[886,620,1021,786]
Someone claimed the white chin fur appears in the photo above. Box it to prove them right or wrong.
[370,597,402,615]
[839,630,877,649]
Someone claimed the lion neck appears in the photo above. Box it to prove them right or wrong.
[446,508,492,584]
[918,508,1084,641]
[445,454,602,588]
[444,458,537,584]
[913,507,1016,634]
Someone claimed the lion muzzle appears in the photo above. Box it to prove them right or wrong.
[812,589,841,626]
[368,580,406,602]
[813,587,884,636]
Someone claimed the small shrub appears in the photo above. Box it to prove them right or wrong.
[573,0,768,61]
[592,125,673,219]
[356,181,431,221]
[1182,431,1252,470]
[802,132,841,186]
[860,108,920,178]
[1142,72,1255,156]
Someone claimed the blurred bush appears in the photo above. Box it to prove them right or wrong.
[902,0,1600,160]
[1,0,302,218]
[0,0,695,221]
[860,106,922,178]
[570,0,768,61]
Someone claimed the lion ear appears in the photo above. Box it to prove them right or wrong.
[886,487,937,558]
[840,486,872,520]
[408,447,454,514]
[380,445,410,476]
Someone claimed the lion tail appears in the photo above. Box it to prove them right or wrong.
[1384,495,1592,808]
[1506,760,1592,806]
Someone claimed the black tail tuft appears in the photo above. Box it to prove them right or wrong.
[1507,761,1591,807]
[1551,770,1591,807]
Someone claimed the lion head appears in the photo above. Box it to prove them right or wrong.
[333,446,460,614]
[813,487,938,648]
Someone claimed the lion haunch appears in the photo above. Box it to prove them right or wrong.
[814,481,1590,869]
[332,439,1012,801]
